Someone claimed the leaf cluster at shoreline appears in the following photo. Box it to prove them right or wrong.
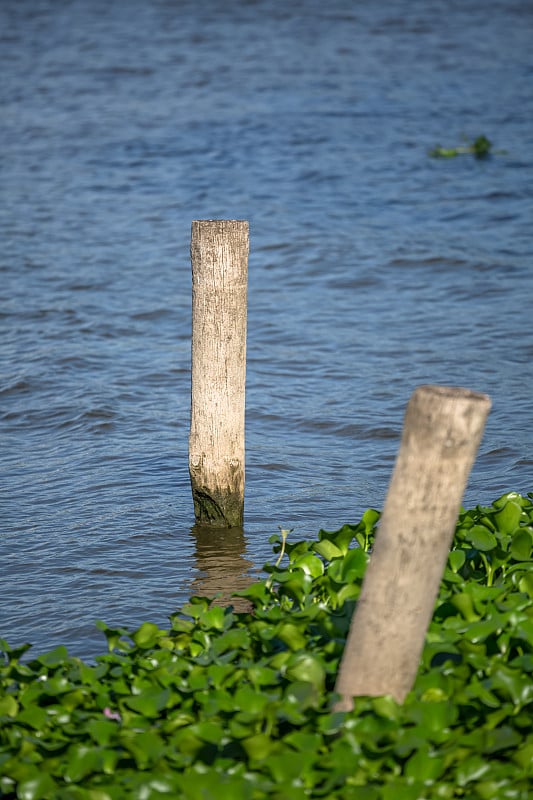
[1,492,532,799]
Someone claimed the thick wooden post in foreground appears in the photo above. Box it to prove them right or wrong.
[335,385,491,708]
[189,220,249,527]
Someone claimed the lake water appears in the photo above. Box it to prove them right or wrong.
[1,0,532,660]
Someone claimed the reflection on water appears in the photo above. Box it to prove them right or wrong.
[190,525,255,612]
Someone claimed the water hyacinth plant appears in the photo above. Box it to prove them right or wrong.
[0,492,532,799]
[429,135,493,159]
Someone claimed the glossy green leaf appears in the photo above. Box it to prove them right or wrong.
[449,549,466,572]
[456,754,492,785]
[241,732,274,760]
[0,694,18,717]
[340,547,368,581]
[200,605,227,631]
[95,621,131,652]
[234,685,270,715]
[317,524,357,555]
[124,686,170,716]
[292,552,325,578]
[189,720,226,745]
[494,498,523,533]
[35,645,69,668]
[132,621,162,648]
[404,744,445,781]
[87,718,121,746]
[16,773,57,800]
[121,730,165,768]
[277,621,308,650]
[285,652,325,690]
[313,539,344,560]
[63,744,103,783]
[467,525,497,551]
[16,704,47,729]
[450,591,480,621]
[510,528,532,560]
[518,571,533,597]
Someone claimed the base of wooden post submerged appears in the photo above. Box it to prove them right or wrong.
[189,220,249,528]
[189,456,245,528]
[334,385,491,709]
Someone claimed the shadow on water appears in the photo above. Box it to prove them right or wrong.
[189,524,256,612]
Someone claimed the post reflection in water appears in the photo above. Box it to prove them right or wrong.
[189,524,256,612]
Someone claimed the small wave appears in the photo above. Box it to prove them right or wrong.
[0,378,33,397]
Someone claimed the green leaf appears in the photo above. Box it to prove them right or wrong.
[87,718,121,746]
[404,745,445,781]
[267,749,315,782]
[241,732,274,760]
[451,591,480,622]
[63,744,103,783]
[361,508,380,530]
[16,704,47,729]
[313,539,343,560]
[277,622,308,651]
[317,524,357,555]
[233,685,270,715]
[510,529,532,560]
[467,525,497,551]
[292,552,325,578]
[0,695,18,717]
[16,773,57,800]
[467,617,505,644]
[125,686,170,717]
[121,729,165,769]
[494,500,522,534]
[95,621,131,652]
[518,571,533,597]
[449,549,466,572]
[212,627,250,656]
[132,621,162,648]
[285,652,325,690]
[456,755,492,785]
[200,605,227,631]
[36,645,69,668]
[340,547,368,581]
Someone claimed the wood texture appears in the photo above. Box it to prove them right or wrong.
[189,220,249,527]
[334,385,491,707]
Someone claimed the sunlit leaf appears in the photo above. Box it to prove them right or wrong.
[132,621,162,649]
[467,525,497,551]
[285,652,325,690]
[241,732,274,760]
[292,552,325,578]
[313,539,343,560]
[510,529,532,560]
[449,549,466,573]
[494,500,523,534]
[124,686,171,717]
[35,645,69,668]
[15,774,57,800]
[0,695,18,717]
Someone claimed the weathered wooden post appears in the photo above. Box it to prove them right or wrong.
[334,385,491,708]
[189,220,249,527]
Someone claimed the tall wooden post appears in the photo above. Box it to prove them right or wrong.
[189,220,249,527]
[334,385,491,708]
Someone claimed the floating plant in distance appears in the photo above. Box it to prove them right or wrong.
[429,134,493,159]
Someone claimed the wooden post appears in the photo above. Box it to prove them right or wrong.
[334,385,491,708]
[189,220,248,527]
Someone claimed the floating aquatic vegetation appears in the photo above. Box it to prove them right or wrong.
[1,492,531,798]
[429,134,493,159]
